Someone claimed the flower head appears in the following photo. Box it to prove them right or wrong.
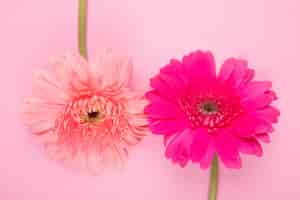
[23,50,147,172]
[145,50,279,169]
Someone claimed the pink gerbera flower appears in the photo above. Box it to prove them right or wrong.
[145,50,279,169]
[22,50,147,172]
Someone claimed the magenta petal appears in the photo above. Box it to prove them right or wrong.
[242,93,274,111]
[256,133,271,143]
[239,69,255,88]
[230,116,260,137]
[150,75,179,99]
[144,102,183,119]
[253,106,280,123]
[254,120,274,133]
[145,90,170,104]
[182,50,216,84]
[219,58,252,88]
[237,137,263,157]
[159,72,187,97]
[190,129,215,169]
[165,129,195,167]
[149,118,188,135]
[160,59,187,83]
[215,130,242,169]
[231,115,273,137]
[240,81,272,101]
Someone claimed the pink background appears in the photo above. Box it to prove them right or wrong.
[1,0,300,199]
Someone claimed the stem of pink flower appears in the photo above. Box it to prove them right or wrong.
[78,0,88,59]
[208,155,219,200]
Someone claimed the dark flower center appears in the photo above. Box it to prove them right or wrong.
[88,111,100,119]
[199,101,218,115]
[80,110,105,124]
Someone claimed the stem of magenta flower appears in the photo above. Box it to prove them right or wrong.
[78,0,88,59]
[208,155,219,200]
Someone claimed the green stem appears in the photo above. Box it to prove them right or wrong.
[208,155,219,200]
[78,0,88,59]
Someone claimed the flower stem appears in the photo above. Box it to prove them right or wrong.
[78,0,88,59]
[208,155,219,200]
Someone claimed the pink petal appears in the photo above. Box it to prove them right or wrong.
[33,70,68,103]
[215,130,242,169]
[237,137,263,157]
[127,97,148,115]
[190,129,215,169]
[52,52,89,89]
[182,50,216,85]
[117,58,133,87]
[27,120,54,135]
[90,49,132,87]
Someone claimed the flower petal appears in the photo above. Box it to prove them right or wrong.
[241,93,274,111]
[190,129,215,169]
[90,49,132,87]
[159,59,188,97]
[240,81,272,101]
[237,137,263,157]
[165,129,195,167]
[252,106,280,123]
[150,75,181,100]
[256,133,271,143]
[215,130,242,169]
[218,58,253,88]
[144,100,183,120]
[230,115,273,137]
[182,50,216,85]
[149,118,188,135]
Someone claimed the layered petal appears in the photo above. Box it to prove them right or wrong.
[236,137,263,156]
[23,52,147,173]
[218,58,254,88]
[148,118,188,135]
[145,50,279,170]
[190,129,216,169]
[215,130,241,169]
[165,129,195,167]
[90,49,133,87]
[182,50,216,85]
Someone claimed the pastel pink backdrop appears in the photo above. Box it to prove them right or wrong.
[0,0,299,199]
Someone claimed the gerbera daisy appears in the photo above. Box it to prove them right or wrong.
[22,50,147,172]
[145,50,279,169]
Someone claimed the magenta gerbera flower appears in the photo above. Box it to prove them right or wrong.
[145,50,279,169]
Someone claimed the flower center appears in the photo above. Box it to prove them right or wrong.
[88,111,100,119]
[199,101,218,115]
[180,95,243,131]
[81,110,105,124]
